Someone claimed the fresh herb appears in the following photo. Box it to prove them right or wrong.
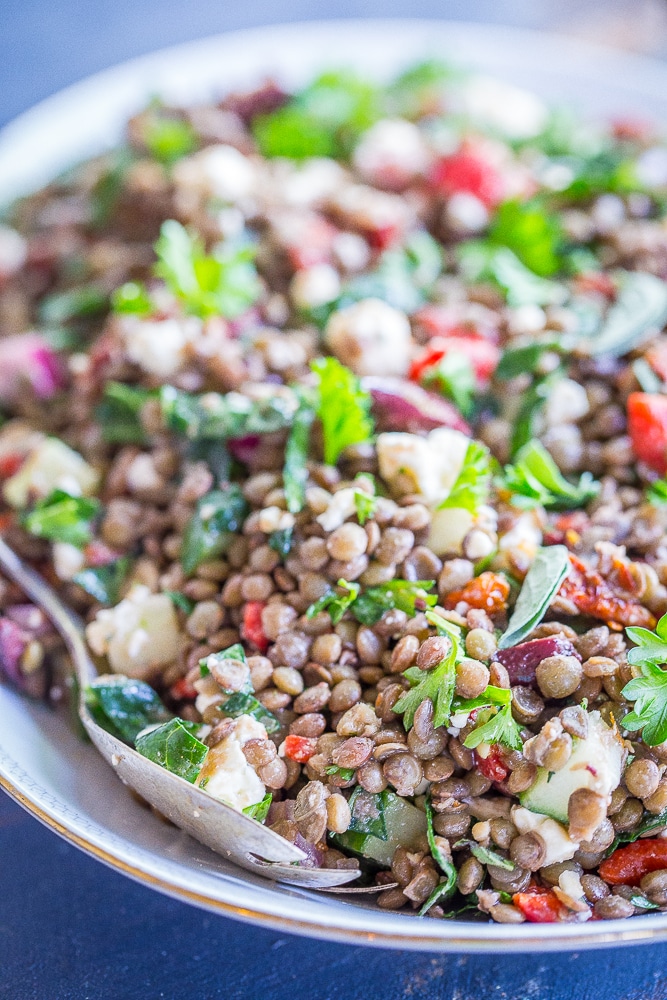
[200,643,251,686]
[458,243,566,308]
[242,791,273,823]
[647,477,667,507]
[622,613,667,745]
[501,439,599,510]
[630,894,660,911]
[463,695,523,752]
[394,616,462,729]
[421,350,476,418]
[283,396,314,513]
[350,579,437,625]
[154,219,260,319]
[85,675,172,744]
[325,764,356,781]
[420,796,457,916]
[353,476,377,526]
[305,580,360,625]
[218,691,280,734]
[454,839,515,870]
[253,71,380,160]
[135,717,208,783]
[438,440,492,514]
[22,490,100,547]
[72,556,133,606]
[510,371,562,457]
[181,486,249,574]
[142,111,197,165]
[268,527,293,559]
[339,232,443,315]
[159,384,295,441]
[90,149,134,228]
[111,281,153,316]
[96,382,155,445]
[606,808,667,855]
[38,285,108,326]
[312,357,374,466]
[347,787,390,840]
[495,340,561,381]
[388,59,457,119]
[578,272,667,358]
[489,199,563,277]
[164,590,196,615]
[498,545,570,649]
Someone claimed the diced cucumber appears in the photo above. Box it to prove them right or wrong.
[332,791,427,866]
[520,712,623,824]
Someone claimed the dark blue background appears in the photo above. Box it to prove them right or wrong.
[3,3,667,998]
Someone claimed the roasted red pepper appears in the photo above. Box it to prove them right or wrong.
[627,392,667,474]
[559,554,655,629]
[169,676,198,702]
[599,840,667,886]
[444,572,510,614]
[430,148,504,208]
[241,601,269,652]
[475,746,509,783]
[513,887,565,923]
[282,734,318,763]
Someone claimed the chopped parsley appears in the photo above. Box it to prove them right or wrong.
[438,440,492,514]
[85,675,172,744]
[305,580,360,625]
[311,356,374,466]
[353,475,377,525]
[142,110,197,165]
[647,477,667,507]
[421,350,476,418]
[154,220,260,319]
[489,198,563,277]
[394,615,462,729]
[501,439,599,510]
[22,490,100,547]
[462,689,523,752]
[622,613,667,745]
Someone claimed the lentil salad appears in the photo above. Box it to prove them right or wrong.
[5,62,667,924]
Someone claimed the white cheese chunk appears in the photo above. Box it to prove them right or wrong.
[86,585,183,680]
[511,806,578,867]
[195,714,267,812]
[118,315,201,378]
[52,542,86,581]
[325,298,412,377]
[4,437,99,509]
[376,427,469,502]
[353,119,430,188]
[173,144,257,203]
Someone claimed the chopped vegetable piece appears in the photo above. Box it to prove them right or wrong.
[181,486,249,574]
[445,572,511,614]
[513,888,563,923]
[499,546,570,649]
[242,791,273,822]
[22,490,100,547]
[135,718,208,783]
[627,392,667,474]
[282,734,318,763]
[155,220,260,319]
[219,691,280,734]
[599,840,667,886]
[312,356,374,465]
[501,440,599,510]
[241,601,269,653]
[96,382,155,445]
[560,553,655,628]
[347,787,390,840]
[438,440,492,513]
[85,675,172,743]
[72,556,132,606]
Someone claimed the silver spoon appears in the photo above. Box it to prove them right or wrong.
[0,538,360,889]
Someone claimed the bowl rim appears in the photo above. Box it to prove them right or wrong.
[3,16,667,952]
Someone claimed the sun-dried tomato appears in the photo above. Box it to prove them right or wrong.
[444,572,510,614]
[169,676,198,702]
[559,554,655,629]
[599,840,667,886]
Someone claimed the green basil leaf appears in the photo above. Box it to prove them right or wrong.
[242,791,273,822]
[579,271,667,358]
[96,382,155,445]
[219,691,280,734]
[181,486,249,574]
[22,490,100,547]
[135,718,208,783]
[499,545,570,649]
[73,556,133,606]
[347,787,390,840]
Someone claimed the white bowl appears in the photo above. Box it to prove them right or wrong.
[3,18,667,951]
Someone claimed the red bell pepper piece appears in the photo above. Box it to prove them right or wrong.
[169,676,198,701]
[241,601,269,653]
[474,746,509,783]
[627,392,667,474]
[410,337,500,386]
[430,149,504,208]
[513,888,564,923]
[0,452,24,479]
[599,839,667,886]
[283,734,318,763]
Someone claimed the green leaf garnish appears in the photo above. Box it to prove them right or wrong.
[438,440,492,514]
[501,439,599,510]
[135,718,208,783]
[489,199,563,277]
[454,838,515,870]
[498,545,570,649]
[353,475,377,526]
[142,111,197,165]
[495,339,562,381]
[347,787,390,840]
[38,285,108,326]
[243,791,273,822]
[268,527,293,559]
[283,396,314,514]
[96,382,155,445]
[463,702,523,752]
[577,271,667,358]
[622,614,667,745]
[510,371,562,458]
[305,580,360,625]
[350,579,437,625]
[72,556,133,606]
[324,764,356,781]
[159,384,295,441]
[218,691,280,734]
[421,350,476,418]
[647,477,667,507]
[312,356,374,466]
[458,243,566,308]
[154,220,260,319]
[111,281,153,316]
[181,486,249,574]
[22,490,100,547]
[85,675,172,744]
[394,617,462,729]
